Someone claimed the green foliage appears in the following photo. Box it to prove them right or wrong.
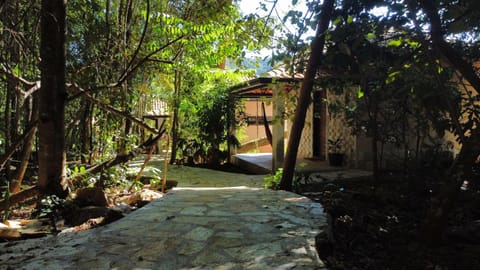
[0,0,273,180]
[31,195,65,219]
[147,167,163,189]
[264,168,283,189]
[1,183,11,222]
[328,137,343,153]
[264,167,307,192]
[67,164,129,189]
[175,70,248,164]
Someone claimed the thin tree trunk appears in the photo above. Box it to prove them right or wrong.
[371,103,379,184]
[10,96,38,193]
[3,79,12,180]
[0,123,37,171]
[419,0,480,95]
[80,100,93,164]
[10,126,37,193]
[415,0,480,245]
[2,1,20,181]
[422,128,480,245]
[279,0,335,191]
[38,0,68,198]
[71,131,165,185]
[170,69,181,164]
[0,186,40,213]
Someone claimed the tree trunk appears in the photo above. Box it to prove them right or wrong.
[279,0,335,191]
[416,0,480,245]
[170,69,181,164]
[419,0,480,95]
[38,0,68,198]
[3,75,13,180]
[371,100,380,185]
[80,100,93,164]
[10,126,37,193]
[3,2,19,180]
[10,96,38,193]
[312,89,327,160]
[0,186,41,213]
[421,128,480,245]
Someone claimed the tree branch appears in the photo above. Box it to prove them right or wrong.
[0,186,40,213]
[419,0,480,95]
[0,64,37,86]
[117,0,150,83]
[67,35,184,102]
[67,83,160,134]
[70,130,166,186]
[0,121,38,171]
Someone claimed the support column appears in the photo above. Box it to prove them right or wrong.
[272,87,285,173]
[312,89,327,160]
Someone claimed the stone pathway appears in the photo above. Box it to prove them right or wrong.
[0,164,328,269]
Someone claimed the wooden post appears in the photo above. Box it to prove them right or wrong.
[312,89,327,160]
[272,86,285,173]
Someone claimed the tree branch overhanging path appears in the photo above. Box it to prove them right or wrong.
[279,0,335,191]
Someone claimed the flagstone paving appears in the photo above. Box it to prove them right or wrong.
[0,165,328,269]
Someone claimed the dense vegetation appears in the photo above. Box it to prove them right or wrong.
[0,0,270,201]
[276,0,480,268]
[1,0,479,268]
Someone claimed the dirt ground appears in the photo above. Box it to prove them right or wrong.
[301,175,480,270]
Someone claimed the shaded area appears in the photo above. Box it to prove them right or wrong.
[303,175,480,270]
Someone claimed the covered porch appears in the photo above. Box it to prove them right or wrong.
[228,66,329,174]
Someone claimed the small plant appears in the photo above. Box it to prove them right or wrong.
[264,168,283,189]
[328,137,343,153]
[1,183,11,222]
[328,137,345,167]
[32,195,65,219]
[147,167,163,189]
[32,195,66,232]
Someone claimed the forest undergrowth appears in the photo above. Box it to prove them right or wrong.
[304,173,480,270]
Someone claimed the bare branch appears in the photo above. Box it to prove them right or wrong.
[67,35,184,101]
[0,64,37,86]
[70,131,165,186]
[67,83,160,134]
[0,121,38,171]
[117,0,150,83]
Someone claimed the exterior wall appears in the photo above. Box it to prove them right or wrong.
[297,104,313,158]
[447,61,480,156]
[327,92,356,167]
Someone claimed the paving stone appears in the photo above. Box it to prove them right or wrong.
[192,250,230,266]
[207,210,234,216]
[180,206,208,215]
[177,241,206,255]
[184,226,215,241]
[215,231,244,239]
[246,222,275,233]
[0,165,327,269]
[209,235,244,249]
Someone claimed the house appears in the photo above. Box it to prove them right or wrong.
[228,64,467,174]
[228,66,349,173]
